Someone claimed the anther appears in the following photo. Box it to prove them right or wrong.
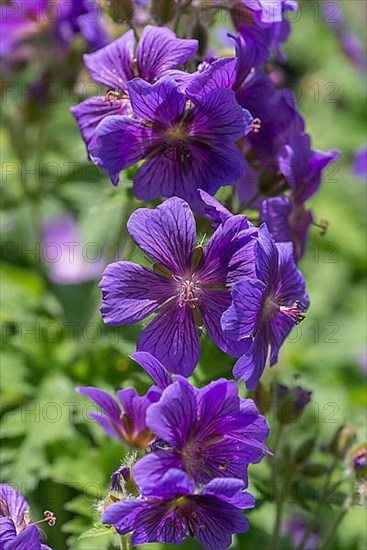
[31,510,56,528]
[252,118,261,133]
[279,301,307,325]
[312,219,329,236]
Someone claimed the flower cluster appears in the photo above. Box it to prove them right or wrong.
[79,352,269,549]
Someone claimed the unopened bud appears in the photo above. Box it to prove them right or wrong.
[329,426,357,459]
[103,0,135,23]
[150,0,176,24]
[275,383,312,424]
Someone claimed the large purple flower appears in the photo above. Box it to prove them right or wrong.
[90,76,253,203]
[0,484,53,550]
[71,26,198,151]
[222,225,309,390]
[103,469,254,550]
[99,198,256,376]
[77,385,161,448]
[133,375,269,487]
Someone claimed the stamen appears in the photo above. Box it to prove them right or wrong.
[251,118,261,133]
[179,279,199,308]
[30,511,56,528]
[104,89,124,105]
[312,219,329,236]
[279,301,307,325]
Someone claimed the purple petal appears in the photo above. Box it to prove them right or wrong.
[186,57,237,102]
[221,279,266,341]
[83,30,134,89]
[190,88,253,143]
[99,261,175,325]
[90,115,152,185]
[277,133,312,186]
[146,378,197,447]
[87,412,120,441]
[116,386,160,436]
[0,485,28,523]
[275,241,308,306]
[197,189,233,229]
[77,387,120,420]
[137,302,200,376]
[354,145,367,179]
[5,525,41,550]
[128,77,185,126]
[133,142,249,206]
[103,499,146,535]
[137,25,198,82]
[192,497,250,550]
[233,332,269,390]
[200,290,249,357]
[141,469,195,499]
[202,478,253,508]
[269,312,295,366]
[127,197,196,275]
[133,451,183,488]
[299,148,340,204]
[198,214,257,286]
[0,517,16,547]
[70,96,129,150]
[130,352,172,389]
[255,224,279,284]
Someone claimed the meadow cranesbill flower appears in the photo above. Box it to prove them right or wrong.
[222,225,309,390]
[71,26,198,151]
[77,385,161,448]
[90,76,253,203]
[354,145,367,180]
[103,469,254,550]
[100,197,257,375]
[42,215,105,284]
[133,376,269,486]
[283,516,319,550]
[0,484,55,549]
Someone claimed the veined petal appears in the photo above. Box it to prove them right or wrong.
[83,30,134,89]
[145,377,196,448]
[269,312,295,366]
[133,451,183,488]
[0,485,28,523]
[255,224,279,284]
[186,57,237,103]
[233,332,269,390]
[275,242,308,305]
[90,115,153,185]
[137,302,200,376]
[77,387,120,420]
[99,262,175,325]
[190,88,253,143]
[137,25,198,82]
[221,280,266,341]
[197,189,232,229]
[130,352,172,389]
[70,96,129,150]
[0,517,16,547]
[5,525,42,550]
[127,197,196,275]
[128,77,185,127]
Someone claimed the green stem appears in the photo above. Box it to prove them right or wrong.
[271,423,285,550]
[320,500,350,550]
[296,457,339,550]
[119,534,133,550]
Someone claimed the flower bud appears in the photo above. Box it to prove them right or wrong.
[103,0,135,23]
[275,383,312,424]
[150,0,176,24]
[348,443,367,481]
[190,17,208,57]
[329,426,357,459]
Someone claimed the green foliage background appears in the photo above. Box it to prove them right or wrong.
[0,1,366,548]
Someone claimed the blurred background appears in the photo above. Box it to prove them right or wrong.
[0,1,366,548]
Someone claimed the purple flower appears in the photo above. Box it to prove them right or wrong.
[110,465,131,493]
[277,133,340,205]
[0,1,48,57]
[133,376,269,487]
[198,189,233,229]
[77,385,161,448]
[71,26,198,151]
[42,215,105,285]
[0,484,54,550]
[103,469,254,550]
[99,197,256,376]
[90,76,253,204]
[222,225,309,390]
[260,197,313,260]
[283,516,319,550]
[241,0,298,25]
[354,145,367,180]
[275,383,312,423]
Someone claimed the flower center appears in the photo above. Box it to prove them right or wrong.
[164,140,191,163]
[174,276,201,308]
[279,301,307,325]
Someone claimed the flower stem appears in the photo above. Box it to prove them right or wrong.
[271,424,285,550]
[320,499,351,550]
[119,534,133,550]
[296,457,339,550]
